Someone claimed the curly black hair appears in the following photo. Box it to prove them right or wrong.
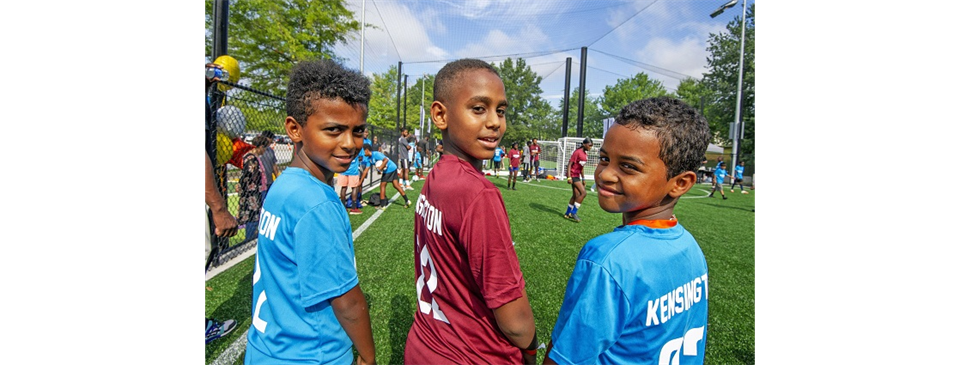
[286,59,371,125]
[433,58,500,103]
[614,97,710,179]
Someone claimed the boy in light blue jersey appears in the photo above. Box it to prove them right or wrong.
[244,59,375,365]
[731,160,747,194]
[708,161,728,200]
[544,97,710,365]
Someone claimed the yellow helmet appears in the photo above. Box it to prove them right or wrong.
[213,55,240,90]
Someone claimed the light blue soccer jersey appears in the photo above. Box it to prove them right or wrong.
[413,151,422,168]
[245,167,359,365]
[714,168,727,185]
[359,138,371,167]
[343,153,360,176]
[370,151,397,174]
[493,147,504,162]
[734,165,744,180]
[549,224,709,365]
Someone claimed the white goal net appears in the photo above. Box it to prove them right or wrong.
[543,137,604,180]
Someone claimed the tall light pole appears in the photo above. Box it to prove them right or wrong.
[711,0,746,177]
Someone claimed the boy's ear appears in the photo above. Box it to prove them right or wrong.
[285,117,302,143]
[667,171,698,198]
[431,101,448,131]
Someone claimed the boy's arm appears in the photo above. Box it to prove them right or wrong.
[492,288,537,365]
[331,284,376,365]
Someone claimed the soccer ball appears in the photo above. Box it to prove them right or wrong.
[375,160,384,170]
[412,175,420,182]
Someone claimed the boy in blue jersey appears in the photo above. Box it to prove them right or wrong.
[244,59,376,365]
[364,143,411,209]
[708,161,728,200]
[413,145,424,180]
[544,97,710,365]
[493,143,505,178]
[731,160,748,194]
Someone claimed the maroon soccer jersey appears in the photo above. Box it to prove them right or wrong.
[529,143,540,161]
[405,154,526,365]
[569,148,588,178]
[508,148,521,168]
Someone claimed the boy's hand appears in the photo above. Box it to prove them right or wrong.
[566,177,572,184]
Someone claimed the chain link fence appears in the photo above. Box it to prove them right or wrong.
[205,80,437,270]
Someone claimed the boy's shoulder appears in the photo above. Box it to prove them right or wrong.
[578,225,691,264]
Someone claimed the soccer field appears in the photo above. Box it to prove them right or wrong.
[205,177,755,364]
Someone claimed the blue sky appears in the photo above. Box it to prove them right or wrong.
[333,0,753,109]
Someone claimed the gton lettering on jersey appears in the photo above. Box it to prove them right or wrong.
[414,195,448,323]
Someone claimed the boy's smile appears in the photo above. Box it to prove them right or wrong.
[433,69,507,169]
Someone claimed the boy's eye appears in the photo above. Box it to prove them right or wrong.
[496,108,505,116]
[598,155,610,164]
[472,106,485,113]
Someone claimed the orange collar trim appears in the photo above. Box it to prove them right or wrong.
[626,216,678,229]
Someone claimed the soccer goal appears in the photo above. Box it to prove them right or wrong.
[552,137,604,180]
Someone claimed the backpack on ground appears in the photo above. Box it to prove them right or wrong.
[368,193,381,206]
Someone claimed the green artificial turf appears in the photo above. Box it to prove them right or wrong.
[206,177,755,364]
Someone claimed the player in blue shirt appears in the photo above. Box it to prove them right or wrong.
[708,161,728,200]
[544,97,710,365]
[492,144,505,178]
[365,144,411,209]
[244,59,375,365]
[731,160,747,194]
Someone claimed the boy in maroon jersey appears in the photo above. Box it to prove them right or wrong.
[507,142,521,190]
[404,59,538,365]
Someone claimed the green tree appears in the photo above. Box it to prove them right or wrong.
[598,73,670,119]
[702,3,755,167]
[673,77,710,116]
[205,0,361,96]
[402,74,438,140]
[566,87,606,139]
[367,66,399,130]
[491,58,554,145]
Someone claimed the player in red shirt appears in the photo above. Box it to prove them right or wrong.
[405,59,538,365]
[529,138,541,181]
[564,137,593,222]
[507,142,521,190]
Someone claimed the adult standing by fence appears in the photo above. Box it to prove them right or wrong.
[258,131,280,189]
[521,140,532,182]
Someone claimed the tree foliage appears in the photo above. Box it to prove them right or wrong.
[205,0,361,97]
[565,87,606,139]
[598,73,670,119]
[367,65,399,131]
[702,3,755,167]
[491,58,556,145]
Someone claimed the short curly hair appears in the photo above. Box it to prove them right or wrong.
[286,59,371,126]
[614,97,710,179]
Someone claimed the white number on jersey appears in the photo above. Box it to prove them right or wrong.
[414,235,449,324]
[658,326,704,365]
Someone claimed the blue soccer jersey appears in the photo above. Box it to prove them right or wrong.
[343,153,360,176]
[245,167,359,365]
[359,138,372,168]
[549,223,709,365]
[734,165,744,180]
[413,151,422,168]
[714,168,727,185]
[493,147,504,162]
[370,151,397,174]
